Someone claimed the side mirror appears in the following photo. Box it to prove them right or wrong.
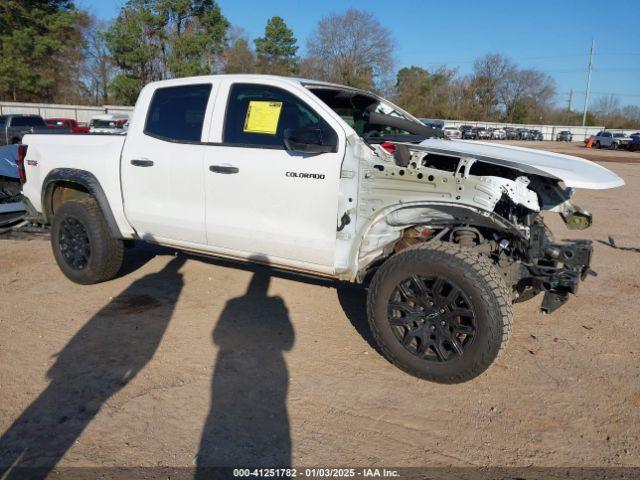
[284,127,336,154]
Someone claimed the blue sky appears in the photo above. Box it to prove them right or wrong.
[78,0,640,107]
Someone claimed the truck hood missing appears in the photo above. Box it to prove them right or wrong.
[416,139,624,190]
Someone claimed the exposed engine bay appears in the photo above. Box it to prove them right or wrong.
[354,138,622,314]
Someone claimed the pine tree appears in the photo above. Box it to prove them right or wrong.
[254,16,298,75]
[0,0,84,102]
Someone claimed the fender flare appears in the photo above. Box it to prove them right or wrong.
[42,168,123,239]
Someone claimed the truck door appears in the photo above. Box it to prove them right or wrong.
[203,81,345,269]
[121,81,216,245]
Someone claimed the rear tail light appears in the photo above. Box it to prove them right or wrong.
[16,144,28,184]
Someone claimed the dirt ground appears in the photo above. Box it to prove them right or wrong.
[1,143,640,473]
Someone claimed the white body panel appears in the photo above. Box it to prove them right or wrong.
[202,77,347,268]
[120,79,220,244]
[418,139,624,189]
[20,133,134,237]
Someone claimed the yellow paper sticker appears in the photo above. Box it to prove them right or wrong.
[243,101,283,135]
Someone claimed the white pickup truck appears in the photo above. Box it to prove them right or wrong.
[18,74,624,383]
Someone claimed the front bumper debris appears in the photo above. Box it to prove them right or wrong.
[527,224,596,314]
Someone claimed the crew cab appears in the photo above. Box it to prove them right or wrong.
[18,75,624,383]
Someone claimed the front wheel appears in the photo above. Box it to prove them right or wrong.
[51,197,124,284]
[367,242,513,383]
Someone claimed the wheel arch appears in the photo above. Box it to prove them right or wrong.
[352,201,522,282]
[42,168,123,239]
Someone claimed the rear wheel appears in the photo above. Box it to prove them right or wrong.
[367,242,512,383]
[595,141,601,148]
[51,197,123,284]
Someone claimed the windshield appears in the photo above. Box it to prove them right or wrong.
[307,87,424,139]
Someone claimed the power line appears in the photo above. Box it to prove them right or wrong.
[418,52,640,66]
[572,91,640,98]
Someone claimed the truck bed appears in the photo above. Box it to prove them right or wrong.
[20,133,131,235]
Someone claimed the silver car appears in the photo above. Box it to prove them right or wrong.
[442,126,462,139]
[593,131,631,149]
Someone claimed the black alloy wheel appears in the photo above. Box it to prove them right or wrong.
[388,275,476,362]
[58,216,91,270]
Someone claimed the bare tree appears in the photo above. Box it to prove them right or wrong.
[498,68,556,122]
[305,9,394,90]
[592,95,621,118]
[82,17,114,104]
[470,53,514,119]
[221,26,256,74]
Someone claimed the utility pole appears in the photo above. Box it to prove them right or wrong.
[567,89,573,112]
[582,39,595,126]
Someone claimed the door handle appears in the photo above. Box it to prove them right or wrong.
[209,165,239,174]
[131,159,154,167]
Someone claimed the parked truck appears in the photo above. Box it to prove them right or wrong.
[0,114,50,145]
[18,75,624,383]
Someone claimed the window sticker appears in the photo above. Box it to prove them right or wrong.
[243,101,282,135]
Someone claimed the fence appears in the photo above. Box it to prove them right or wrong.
[0,101,134,125]
[436,120,610,142]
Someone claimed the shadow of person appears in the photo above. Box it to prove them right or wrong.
[0,255,186,479]
[196,265,294,473]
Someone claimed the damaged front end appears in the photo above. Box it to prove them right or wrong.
[354,138,624,314]
[525,222,596,313]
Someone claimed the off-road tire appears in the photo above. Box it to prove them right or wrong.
[51,197,123,284]
[367,242,513,383]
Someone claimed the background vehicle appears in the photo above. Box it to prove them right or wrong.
[529,129,543,141]
[516,128,530,140]
[0,114,49,145]
[419,118,445,130]
[593,131,631,149]
[46,118,89,134]
[557,130,573,142]
[491,128,506,140]
[89,114,129,134]
[19,75,624,383]
[468,127,488,140]
[628,136,640,152]
[0,145,26,230]
[474,127,491,139]
[460,125,474,139]
[442,126,461,139]
[504,127,518,140]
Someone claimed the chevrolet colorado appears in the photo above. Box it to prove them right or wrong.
[18,75,624,383]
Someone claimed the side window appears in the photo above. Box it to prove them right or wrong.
[145,84,212,142]
[223,83,337,149]
[11,116,46,127]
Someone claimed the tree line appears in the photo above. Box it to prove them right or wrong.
[1,0,638,128]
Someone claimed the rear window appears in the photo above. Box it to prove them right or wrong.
[144,84,212,142]
[11,116,45,127]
